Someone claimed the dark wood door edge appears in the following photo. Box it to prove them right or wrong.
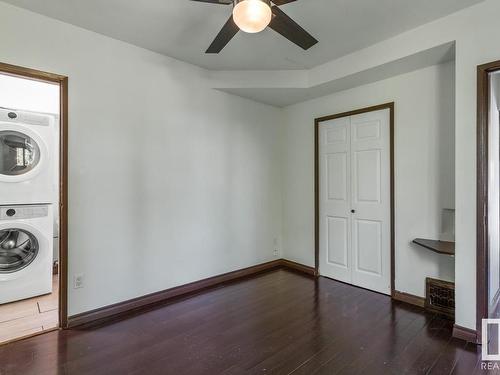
[477,60,500,343]
[392,290,426,308]
[452,324,479,344]
[0,62,69,330]
[67,259,314,328]
[314,103,395,295]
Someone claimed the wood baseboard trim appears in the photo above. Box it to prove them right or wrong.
[280,259,316,276]
[68,259,312,328]
[452,324,478,343]
[392,290,426,308]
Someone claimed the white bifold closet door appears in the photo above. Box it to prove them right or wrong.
[319,108,391,295]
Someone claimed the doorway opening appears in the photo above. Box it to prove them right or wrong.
[314,103,395,296]
[0,63,68,344]
[477,60,500,344]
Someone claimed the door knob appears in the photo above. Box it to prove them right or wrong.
[351,209,356,213]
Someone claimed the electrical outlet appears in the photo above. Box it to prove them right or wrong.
[273,249,279,256]
[74,274,85,289]
[273,237,279,257]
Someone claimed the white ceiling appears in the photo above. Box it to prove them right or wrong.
[3,0,482,71]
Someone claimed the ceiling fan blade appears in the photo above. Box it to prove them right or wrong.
[190,0,232,4]
[269,5,318,50]
[271,0,298,5]
[206,16,239,53]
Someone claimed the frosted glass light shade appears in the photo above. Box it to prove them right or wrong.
[233,0,272,34]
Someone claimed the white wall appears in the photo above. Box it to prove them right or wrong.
[0,2,284,316]
[282,62,455,297]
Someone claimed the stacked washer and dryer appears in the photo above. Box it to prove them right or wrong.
[0,108,58,304]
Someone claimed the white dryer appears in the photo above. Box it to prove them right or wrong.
[0,204,53,304]
[0,108,57,205]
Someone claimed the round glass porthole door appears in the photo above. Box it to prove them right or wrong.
[0,131,41,177]
[0,229,39,273]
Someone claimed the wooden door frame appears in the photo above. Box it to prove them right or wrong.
[314,102,395,296]
[477,60,500,343]
[0,62,69,329]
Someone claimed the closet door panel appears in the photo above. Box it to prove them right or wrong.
[350,109,391,295]
[319,116,352,284]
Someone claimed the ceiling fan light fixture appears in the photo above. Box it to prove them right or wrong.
[233,0,272,34]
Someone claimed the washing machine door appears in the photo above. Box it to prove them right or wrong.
[0,228,39,273]
[0,127,46,183]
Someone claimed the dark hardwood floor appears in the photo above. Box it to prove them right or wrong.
[0,269,488,374]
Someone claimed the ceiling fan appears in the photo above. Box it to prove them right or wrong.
[190,0,318,54]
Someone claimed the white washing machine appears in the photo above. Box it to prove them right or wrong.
[0,204,53,304]
[0,108,57,205]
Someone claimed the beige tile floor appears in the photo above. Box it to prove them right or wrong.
[0,275,58,344]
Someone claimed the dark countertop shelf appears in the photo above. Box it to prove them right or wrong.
[412,238,455,256]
